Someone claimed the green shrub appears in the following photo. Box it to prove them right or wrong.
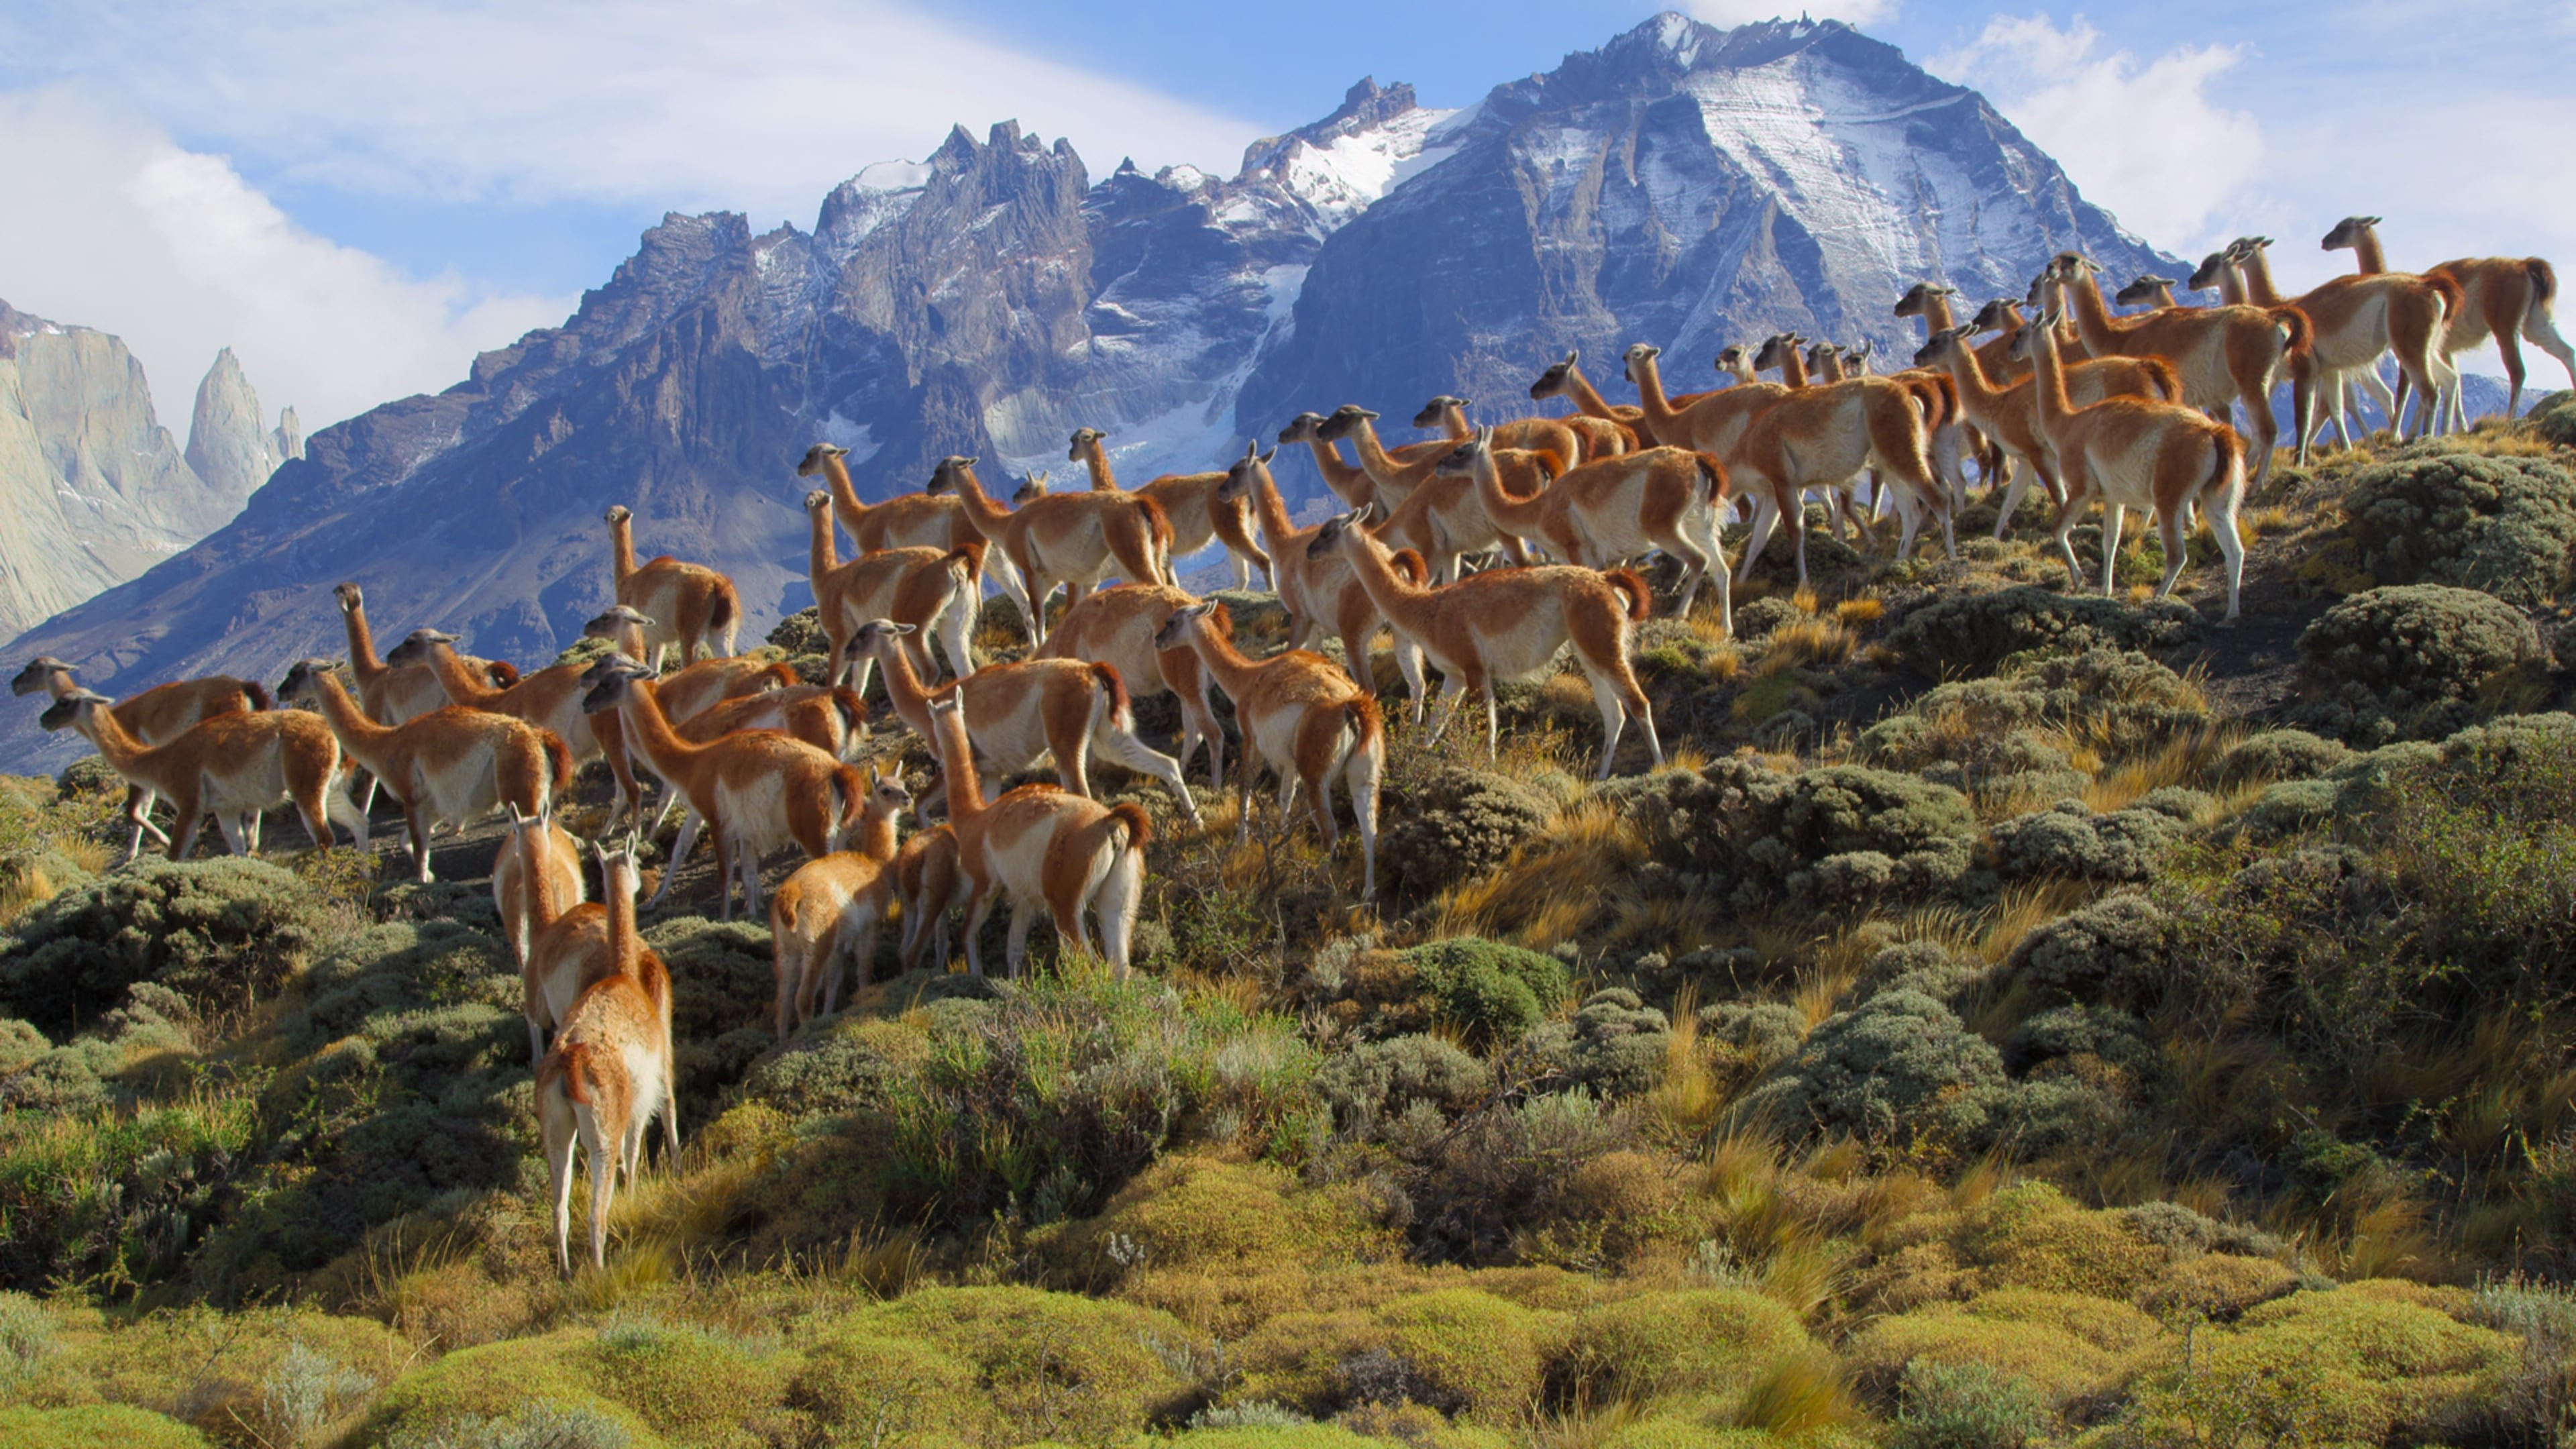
[854,1286,1193,1445]
[1370,1288,1561,1422]
[1736,990,2012,1150]
[0,859,333,1035]
[1377,767,1551,902]
[1605,758,1976,913]
[1891,1360,2047,1449]
[2006,894,2171,1011]
[1731,596,1804,641]
[1557,1287,1812,1405]
[1988,802,2186,881]
[1698,1001,1808,1066]
[1401,1089,1625,1265]
[2218,729,2352,786]
[1852,1288,2164,1407]
[2342,451,2576,607]
[1399,938,1569,1048]
[767,606,828,655]
[2121,1201,2285,1259]
[1317,1034,1493,1135]
[1528,988,1669,1097]
[1886,586,2203,678]
[0,1290,56,1379]
[1858,940,1981,1004]
[0,1406,215,1449]
[2296,583,2543,740]
[642,916,782,1105]
[2003,1005,2151,1077]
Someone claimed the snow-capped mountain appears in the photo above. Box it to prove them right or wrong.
[2,13,2183,771]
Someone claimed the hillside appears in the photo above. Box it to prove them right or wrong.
[7,405,2576,1444]
[0,11,2179,774]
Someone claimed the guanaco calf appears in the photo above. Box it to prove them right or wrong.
[38,689,366,861]
[580,665,863,920]
[1034,583,1226,790]
[494,804,585,974]
[603,505,742,668]
[1155,602,1382,900]
[1435,429,1731,626]
[14,658,268,861]
[769,766,912,1034]
[927,457,1167,645]
[927,696,1149,979]
[1224,444,1430,720]
[894,822,963,974]
[1309,506,1662,780]
[2020,311,2249,622]
[857,619,1197,823]
[800,488,981,696]
[536,838,676,1275]
[1068,427,1272,590]
[279,660,571,883]
[390,631,646,831]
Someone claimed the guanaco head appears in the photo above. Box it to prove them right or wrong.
[851,619,919,656]
[1529,349,1580,400]
[1751,333,1803,373]
[579,662,653,716]
[1911,327,1972,370]
[1151,598,1232,651]
[1804,339,1840,376]
[1315,405,1378,442]
[583,606,654,641]
[1010,470,1051,504]
[1410,395,1470,429]
[1430,427,1494,478]
[2023,270,2053,308]
[578,651,651,689]
[602,505,633,526]
[1845,338,1874,373]
[924,456,978,496]
[795,443,849,477]
[1067,426,1109,462]
[36,687,111,732]
[384,627,459,667]
[1715,343,1753,379]
[2186,252,2234,292]
[2049,253,2098,286]
[802,488,832,516]
[1303,502,1379,560]
[1217,441,1277,502]
[1277,412,1330,444]
[864,762,914,818]
[1619,343,1660,384]
[2121,272,2182,306]
[276,658,345,707]
[2004,309,2066,364]
[333,581,366,614]
[594,834,645,902]
[10,657,73,697]
[1968,298,2021,335]
[1892,281,1959,318]
[2321,215,2381,252]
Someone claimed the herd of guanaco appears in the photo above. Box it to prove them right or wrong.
[16,213,2564,1272]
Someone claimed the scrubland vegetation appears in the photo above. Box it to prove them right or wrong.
[14,412,2576,1446]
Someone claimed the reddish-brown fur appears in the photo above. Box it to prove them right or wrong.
[1223,446,1430,718]
[1917,326,2183,536]
[2046,254,2304,490]
[14,659,266,861]
[535,841,676,1275]
[396,633,645,832]
[38,690,364,861]
[800,488,982,696]
[927,456,1169,646]
[1438,431,1732,627]
[604,504,742,669]
[1068,428,1273,590]
[2322,217,2576,428]
[1034,582,1227,790]
[770,767,912,1034]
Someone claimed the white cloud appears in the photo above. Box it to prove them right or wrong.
[0,87,574,430]
[8,1,1267,223]
[1928,14,2262,256]
[1686,0,1901,25]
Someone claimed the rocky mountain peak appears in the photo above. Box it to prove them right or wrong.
[184,347,280,503]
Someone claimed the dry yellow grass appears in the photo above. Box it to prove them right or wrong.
[1432,796,1648,947]
[1756,616,1857,678]
[1834,596,1885,627]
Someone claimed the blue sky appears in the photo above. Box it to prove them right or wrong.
[2,1,2569,428]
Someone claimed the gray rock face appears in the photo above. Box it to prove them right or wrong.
[271,406,305,463]
[184,347,281,504]
[1,12,2186,771]
[0,303,258,643]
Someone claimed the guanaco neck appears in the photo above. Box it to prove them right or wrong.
[611,678,708,782]
[807,505,840,586]
[1179,621,1269,700]
[1075,438,1119,492]
[2237,249,2285,307]
[2027,322,2076,427]
[518,824,567,936]
[1244,464,1299,556]
[2055,270,2128,356]
[1772,350,1810,388]
[2351,227,2388,276]
[1434,404,1470,441]
[426,641,504,708]
[1335,526,1432,625]
[855,798,902,863]
[869,637,936,737]
[1342,417,1415,491]
[1300,435,1373,508]
[342,601,391,687]
[608,516,639,588]
[303,669,400,763]
[1464,449,1546,533]
[34,667,74,701]
[930,710,985,826]
[943,466,1015,535]
[818,451,874,525]
[1558,364,1624,423]
[1931,343,2010,415]
[604,859,643,977]
[1917,294,1958,333]
[1630,354,1685,435]
[76,704,159,782]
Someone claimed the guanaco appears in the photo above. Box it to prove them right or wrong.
[1623,341,1790,464]
[581,606,794,720]
[1067,427,1273,590]
[1410,395,1585,467]
[894,821,963,975]
[2320,215,2569,429]
[856,619,1197,823]
[1719,360,1953,586]
[1529,348,1707,446]
[1034,583,1226,790]
[332,581,513,817]
[38,688,366,861]
[1435,429,1731,627]
[926,456,1168,646]
[1914,326,2183,536]
[2020,310,2249,623]
[2226,233,2454,453]
[1277,411,1383,508]
[1308,506,1662,780]
[603,504,742,668]
[926,694,1150,979]
[1222,444,1430,720]
[494,803,585,974]
[535,837,677,1275]
[13,658,268,861]
[799,488,981,697]
[390,630,645,832]
[1317,404,1512,510]
[580,665,863,921]
[769,765,912,1034]
[1155,601,1383,900]
[278,660,568,882]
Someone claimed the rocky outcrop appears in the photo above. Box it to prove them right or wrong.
[1,13,2188,772]
[272,406,304,464]
[184,347,281,504]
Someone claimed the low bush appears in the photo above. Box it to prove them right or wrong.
[1317,1034,1492,1136]
[2218,729,2352,786]
[1377,766,1552,902]
[1890,1360,2048,1449]
[1737,990,2011,1150]
[1851,1287,2165,1407]
[1398,938,1569,1049]
[1557,1287,1812,1409]
[1528,988,1669,1097]
[1606,758,1977,913]
[2006,894,2172,1012]
[2296,583,2543,740]
[1988,802,2187,882]
[1886,586,2203,679]
[2341,450,2576,608]
[0,860,335,1035]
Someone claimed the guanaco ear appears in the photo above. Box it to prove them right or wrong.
[1258,445,1277,464]
[1563,348,1580,365]
[1476,425,1495,447]
[804,488,830,508]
